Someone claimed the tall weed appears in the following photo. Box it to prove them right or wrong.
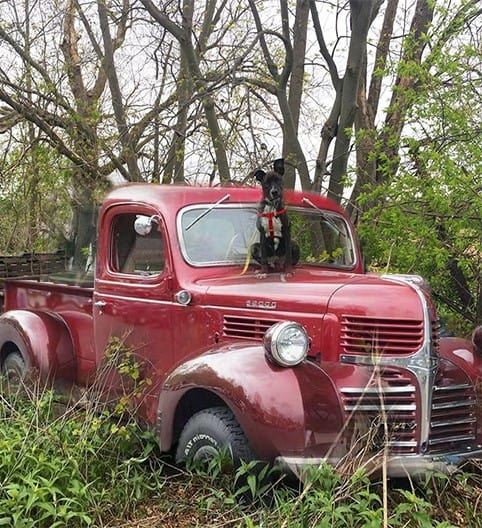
[0,385,162,527]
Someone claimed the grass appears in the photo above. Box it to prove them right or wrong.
[1,379,482,527]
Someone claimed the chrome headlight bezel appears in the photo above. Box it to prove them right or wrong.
[264,321,309,367]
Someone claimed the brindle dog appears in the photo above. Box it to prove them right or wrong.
[251,158,299,275]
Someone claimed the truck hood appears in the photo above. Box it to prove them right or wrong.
[196,269,423,320]
[195,269,427,361]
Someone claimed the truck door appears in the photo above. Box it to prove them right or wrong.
[93,207,173,424]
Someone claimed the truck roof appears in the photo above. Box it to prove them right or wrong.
[102,183,347,217]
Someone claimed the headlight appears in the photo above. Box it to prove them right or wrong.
[264,321,309,367]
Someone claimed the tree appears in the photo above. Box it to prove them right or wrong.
[243,0,312,189]
[0,0,479,330]
[0,0,168,266]
[140,0,233,182]
[359,22,482,328]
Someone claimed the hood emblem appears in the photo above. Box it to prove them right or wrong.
[246,300,277,310]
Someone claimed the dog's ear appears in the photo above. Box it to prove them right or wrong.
[254,169,266,182]
[273,158,284,176]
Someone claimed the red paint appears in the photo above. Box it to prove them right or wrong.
[0,183,481,476]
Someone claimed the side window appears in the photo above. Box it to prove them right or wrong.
[111,213,165,276]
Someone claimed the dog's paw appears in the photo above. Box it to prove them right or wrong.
[255,272,268,279]
[280,271,294,282]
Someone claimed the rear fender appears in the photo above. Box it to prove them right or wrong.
[0,310,76,381]
[158,342,344,460]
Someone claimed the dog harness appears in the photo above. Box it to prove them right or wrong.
[257,208,286,239]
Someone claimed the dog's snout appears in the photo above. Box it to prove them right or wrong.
[269,187,280,198]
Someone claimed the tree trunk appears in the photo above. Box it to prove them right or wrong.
[327,0,382,204]
[282,0,310,188]
[140,0,231,183]
[375,0,434,184]
[346,0,399,221]
[97,0,141,182]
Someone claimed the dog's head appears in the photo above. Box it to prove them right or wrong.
[254,158,285,206]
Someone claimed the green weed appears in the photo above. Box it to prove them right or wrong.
[0,382,162,527]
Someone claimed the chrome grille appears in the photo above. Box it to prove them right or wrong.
[223,316,278,340]
[428,383,477,453]
[340,370,418,454]
[340,315,424,355]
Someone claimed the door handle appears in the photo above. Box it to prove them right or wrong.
[94,300,107,312]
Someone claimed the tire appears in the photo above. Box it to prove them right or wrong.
[1,351,26,382]
[175,406,254,469]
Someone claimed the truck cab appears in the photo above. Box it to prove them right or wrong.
[1,183,482,479]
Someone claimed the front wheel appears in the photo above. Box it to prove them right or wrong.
[176,406,254,469]
[1,351,26,381]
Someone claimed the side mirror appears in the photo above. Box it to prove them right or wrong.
[134,215,159,236]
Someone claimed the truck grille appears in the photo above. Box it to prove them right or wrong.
[340,315,424,356]
[340,370,418,454]
[223,316,279,340]
[431,318,441,351]
[428,383,477,453]
[341,371,477,456]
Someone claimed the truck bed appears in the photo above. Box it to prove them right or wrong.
[0,251,70,312]
[3,275,93,315]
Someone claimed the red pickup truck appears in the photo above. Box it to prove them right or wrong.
[1,183,481,478]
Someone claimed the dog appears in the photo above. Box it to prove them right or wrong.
[251,158,299,275]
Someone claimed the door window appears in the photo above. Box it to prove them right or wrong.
[111,213,165,276]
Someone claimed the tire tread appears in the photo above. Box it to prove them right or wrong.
[176,405,254,464]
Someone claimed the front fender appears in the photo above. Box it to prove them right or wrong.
[0,310,75,381]
[158,342,345,460]
[439,336,482,382]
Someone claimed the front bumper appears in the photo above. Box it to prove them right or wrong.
[275,447,482,479]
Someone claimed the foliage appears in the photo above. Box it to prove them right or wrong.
[0,0,480,285]
[2,377,482,527]
[358,31,481,331]
[0,385,162,527]
[0,145,73,254]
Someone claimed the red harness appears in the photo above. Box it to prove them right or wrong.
[258,208,286,239]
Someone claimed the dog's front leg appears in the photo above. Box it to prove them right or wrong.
[258,232,269,277]
[255,218,269,278]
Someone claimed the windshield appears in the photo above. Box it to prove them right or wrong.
[178,205,356,268]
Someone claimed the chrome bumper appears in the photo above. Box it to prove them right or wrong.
[275,448,482,479]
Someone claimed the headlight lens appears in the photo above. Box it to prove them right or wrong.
[264,321,309,367]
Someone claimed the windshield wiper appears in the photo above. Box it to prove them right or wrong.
[185,193,231,230]
[302,197,347,238]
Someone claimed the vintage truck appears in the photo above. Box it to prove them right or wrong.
[1,183,481,479]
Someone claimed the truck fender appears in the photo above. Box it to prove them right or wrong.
[0,310,76,381]
[439,336,482,382]
[157,342,344,460]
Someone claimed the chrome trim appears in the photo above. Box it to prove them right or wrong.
[433,383,472,392]
[340,386,416,394]
[341,274,439,452]
[275,447,482,479]
[389,441,418,447]
[432,400,474,410]
[343,404,416,412]
[431,417,476,428]
[429,435,476,446]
